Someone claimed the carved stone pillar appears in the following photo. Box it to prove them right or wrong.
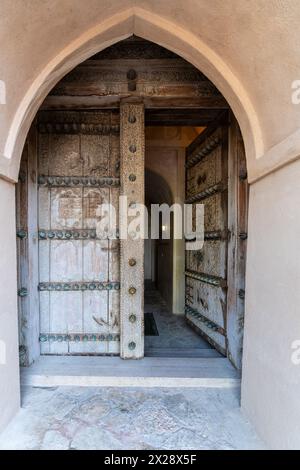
[120,102,145,359]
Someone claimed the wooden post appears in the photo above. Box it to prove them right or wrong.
[16,123,40,365]
[227,114,248,369]
[119,102,145,359]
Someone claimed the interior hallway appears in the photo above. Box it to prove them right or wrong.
[144,282,221,358]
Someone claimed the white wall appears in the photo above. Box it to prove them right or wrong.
[0,179,20,432]
[241,158,300,449]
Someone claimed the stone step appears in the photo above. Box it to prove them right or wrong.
[145,347,221,358]
[21,356,240,389]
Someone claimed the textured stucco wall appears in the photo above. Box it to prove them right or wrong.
[241,158,300,449]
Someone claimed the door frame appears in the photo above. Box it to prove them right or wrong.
[16,105,247,367]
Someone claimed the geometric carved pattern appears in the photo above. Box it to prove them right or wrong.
[38,122,120,135]
[186,136,221,169]
[185,182,224,204]
[120,102,145,359]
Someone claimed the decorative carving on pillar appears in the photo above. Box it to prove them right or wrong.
[120,102,145,359]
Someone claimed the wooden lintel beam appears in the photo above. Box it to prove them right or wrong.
[41,95,229,110]
[145,119,215,126]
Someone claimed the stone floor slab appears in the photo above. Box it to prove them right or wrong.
[0,386,266,450]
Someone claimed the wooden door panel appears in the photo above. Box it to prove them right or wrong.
[50,291,83,333]
[39,241,50,283]
[83,291,109,333]
[186,147,222,197]
[185,121,228,355]
[38,133,50,175]
[49,134,81,176]
[186,240,227,278]
[185,309,226,354]
[83,187,109,228]
[109,291,120,332]
[39,292,50,332]
[51,188,83,229]
[69,341,105,355]
[38,187,51,228]
[186,277,226,328]
[81,134,110,176]
[109,240,120,281]
[50,240,82,282]
[38,110,120,355]
[191,195,225,233]
[110,135,120,177]
[83,240,109,281]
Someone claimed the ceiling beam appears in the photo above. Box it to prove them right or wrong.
[41,95,228,110]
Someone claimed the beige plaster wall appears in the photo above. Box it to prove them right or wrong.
[0,1,300,448]
[241,158,300,449]
[1,1,300,182]
[0,179,20,432]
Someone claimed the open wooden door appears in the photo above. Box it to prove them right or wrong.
[37,110,121,355]
[185,115,248,367]
[16,104,145,360]
[185,117,229,356]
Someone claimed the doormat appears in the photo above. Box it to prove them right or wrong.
[144,312,159,336]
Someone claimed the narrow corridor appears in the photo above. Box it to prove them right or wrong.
[144,283,221,358]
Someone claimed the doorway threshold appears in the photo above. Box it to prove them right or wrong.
[21,356,240,389]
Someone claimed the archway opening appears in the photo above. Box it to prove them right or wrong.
[16,36,248,376]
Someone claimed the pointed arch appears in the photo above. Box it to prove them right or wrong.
[4,7,263,181]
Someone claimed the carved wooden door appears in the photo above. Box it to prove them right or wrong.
[38,111,120,355]
[185,119,229,355]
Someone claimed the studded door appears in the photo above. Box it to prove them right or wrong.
[185,121,228,355]
[38,111,120,355]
